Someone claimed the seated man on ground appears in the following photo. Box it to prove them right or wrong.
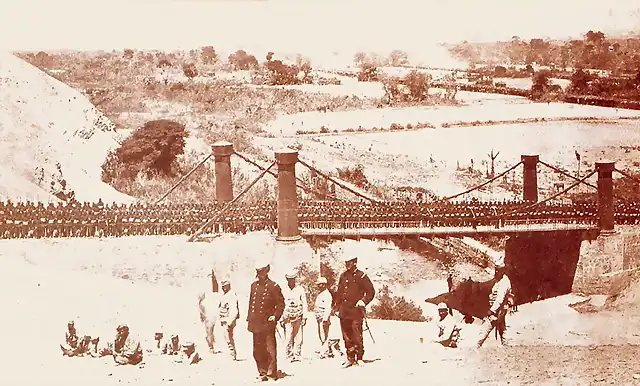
[89,336,113,358]
[112,324,144,366]
[147,332,167,356]
[60,320,80,357]
[434,303,461,348]
[174,342,203,364]
[166,334,182,356]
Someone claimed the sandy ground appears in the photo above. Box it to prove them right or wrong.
[2,235,640,385]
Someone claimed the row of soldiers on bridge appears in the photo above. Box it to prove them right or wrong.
[59,256,378,382]
[3,198,640,239]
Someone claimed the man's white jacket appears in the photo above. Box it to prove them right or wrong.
[282,285,308,320]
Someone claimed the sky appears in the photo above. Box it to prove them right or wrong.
[1,0,639,63]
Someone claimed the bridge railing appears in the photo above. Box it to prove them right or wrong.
[499,219,598,231]
[299,217,600,230]
[501,217,598,226]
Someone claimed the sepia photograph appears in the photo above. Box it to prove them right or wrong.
[1,0,640,384]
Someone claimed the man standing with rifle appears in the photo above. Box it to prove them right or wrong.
[334,255,375,368]
[477,262,512,348]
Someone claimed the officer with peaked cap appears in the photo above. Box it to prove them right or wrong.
[247,257,285,381]
[333,255,375,368]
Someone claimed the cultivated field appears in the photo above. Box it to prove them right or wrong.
[255,119,640,199]
[259,96,640,136]
[494,77,571,90]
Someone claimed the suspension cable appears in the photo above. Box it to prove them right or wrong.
[155,153,213,205]
[538,160,597,190]
[187,161,276,242]
[614,168,640,184]
[297,159,382,204]
[433,161,523,204]
[234,151,338,200]
[499,170,597,217]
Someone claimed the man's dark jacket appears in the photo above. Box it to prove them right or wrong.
[334,268,375,320]
[247,277,285,333]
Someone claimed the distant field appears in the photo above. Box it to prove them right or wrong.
[494,77,571,90]
[256,120,640,199]
[259,97,640,137]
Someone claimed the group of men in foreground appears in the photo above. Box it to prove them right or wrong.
[60,255,513,382]
[246,254,376,381]
[59,254,377,382]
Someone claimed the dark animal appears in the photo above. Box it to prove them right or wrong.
[425,277,498,319]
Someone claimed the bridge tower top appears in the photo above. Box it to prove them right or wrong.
[520,155,540,163]
[211,141,234,157]
[274,148,299,165]
[595,160,615,172]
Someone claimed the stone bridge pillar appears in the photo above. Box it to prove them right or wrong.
[275,149,301,241]
[596,160,615,232]
[521,155,539,202]
[212,141,234,202]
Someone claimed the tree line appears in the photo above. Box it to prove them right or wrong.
[449,30,640,75]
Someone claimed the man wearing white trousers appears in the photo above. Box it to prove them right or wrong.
[314,277,333,358]
[477,263,512,348]
[218,279,240,360]
[280,271,308,362]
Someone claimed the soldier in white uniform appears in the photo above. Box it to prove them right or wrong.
[280,271,308,362]
[218,279,240,360]
[313,277,333,358]
[199,269,221,354]
[477,263,512,348]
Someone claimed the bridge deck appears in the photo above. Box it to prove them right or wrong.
[301,222,598,237]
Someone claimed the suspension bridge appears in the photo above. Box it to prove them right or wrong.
[170,142,637,243]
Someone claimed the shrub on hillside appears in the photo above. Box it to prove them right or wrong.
[264,59,301,85]
[336,164,370,189]
[370,285,428,322]
[182,63,198,79]
[358,62,379,82]
[404,70,432,102]
[228,50,258,70]
[201,46,218,65]
[102,119,189,181]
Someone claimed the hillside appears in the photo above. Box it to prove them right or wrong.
[0,52,133,203]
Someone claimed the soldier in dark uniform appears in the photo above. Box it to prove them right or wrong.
[334,255,375,368]
[247,259,285,382]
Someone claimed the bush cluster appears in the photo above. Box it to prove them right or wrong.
[370,285,428,322]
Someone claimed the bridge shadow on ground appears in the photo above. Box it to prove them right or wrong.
[426,231,592,317]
